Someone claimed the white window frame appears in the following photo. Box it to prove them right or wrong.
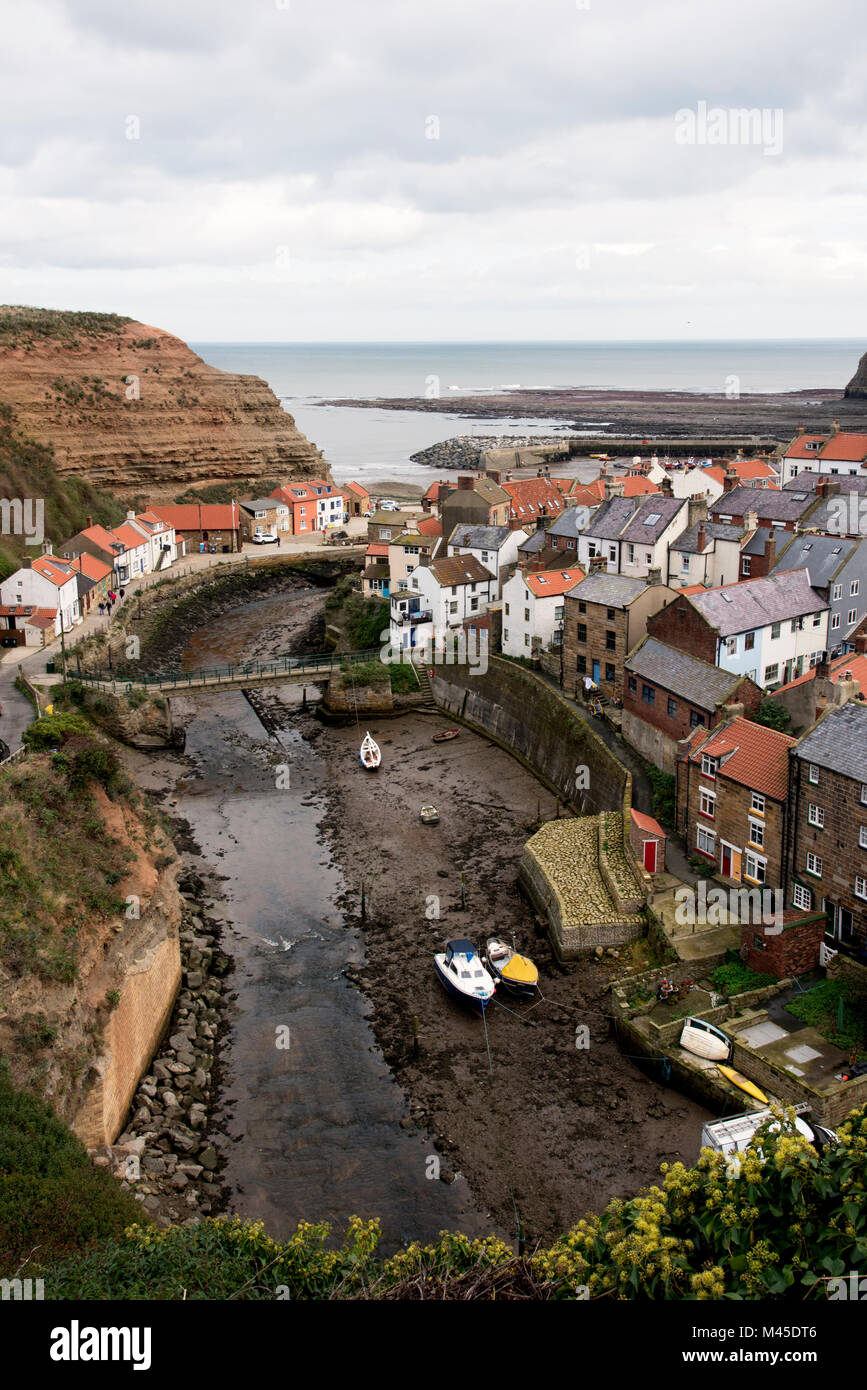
[792,883,812,910]
[808,804,824,828]
[860,824,867,849]
[806,851,822,877]
[699,788,716,819]
[748,818,765,848]
[751,792,765,816]
[701,754,718,778]
[744,850,767,884]
[696,826,716,857]
[808,764,819,785]
[855,876,867,901]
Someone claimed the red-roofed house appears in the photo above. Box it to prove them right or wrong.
[270,480,344,534]
[69,551,113,613]
[421,480,452,517]
[768,639,867,731]
[0,548,80,635]
[676,715,797,888]
[149,504,241,553]
[629,808,667,875]
[501,477,565,529]
[501,567,584,658]
[345,481,371,517]
[781,423,867,485]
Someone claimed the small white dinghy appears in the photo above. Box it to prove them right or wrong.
[359,731,381,770]
[679,1016,731,1062]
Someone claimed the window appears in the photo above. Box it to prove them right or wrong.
[859,825,867,849]
[566,538,576,550]
[808,764,819,785]
[504,602,510,616]
[751,792,765,816]
[524,634,530,647]
[856,876,867,900]
[812,612,822,627]
[793,883,812,910]
[741,556,751,576]
[449,601,458,614]
[701,754,718,778]
[849,608,858,626]
[696,826,716,856]
[605,630,617,651]
[642,684,655,706]
[524,608,530,622]
[667,697,677,717]
[606,608,616,620]
[699,788,716,818]
[770,622,781,639]
[451,585,457,595]
[808,804,824,828]
[681,554,690,572]
[481,551,489,563]
[578,601,586,614]
[628,675,637,693]
[609,545,617,563]
[725,636,738,656]
[831,613,841,630]
[744,851,766,884]
[689,710,706,729]
[832,583,843,601]
[627,545,635,565]
[744,630,755,651]
[763,662,778,683]
[577,623,587,642]
[748,818,765,848]
[605,663,615,682]
[851,579,860,597]
[576,655,586,674]
[554,605,564,621]
[862,784,867,805]
[806,852,822,877]
[791,617,801,633]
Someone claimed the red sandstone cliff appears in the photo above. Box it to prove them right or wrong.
[0,307,325,501]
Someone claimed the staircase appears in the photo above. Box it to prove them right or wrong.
[414,663,438,712]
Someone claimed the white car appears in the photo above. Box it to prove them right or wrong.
[252,532,279,544]
[379,499,400,511]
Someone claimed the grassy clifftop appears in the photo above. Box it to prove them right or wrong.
[0,306,133,352]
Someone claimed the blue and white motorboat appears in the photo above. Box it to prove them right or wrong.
[433,938,496,1013]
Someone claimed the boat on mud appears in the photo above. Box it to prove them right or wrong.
[432,729,459,743]
[419,804,440,824]
[485,936,539,999]
[359,731,381,770]
[679,1016,731,1062]
[433,938,496,1013]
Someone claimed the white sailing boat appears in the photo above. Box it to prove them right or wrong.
[359,731,381,770]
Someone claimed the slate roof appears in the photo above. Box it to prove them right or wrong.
[547,505,595,539]
[447,523,513,551]
[711,487,814,521]
[442,478,509,505]
[688,569,827,636]
[239,497,287,513]
[670,521,743,554]
[429,554,494,587]
[586,494,685,543]
[567,571,647,608]
[518,529,548,553]
[742,525,774,556]
[793,701,867,782]
[770,534,859,589]
[626,636,747,710]
[783,472,867,494]
[687,716,796,800]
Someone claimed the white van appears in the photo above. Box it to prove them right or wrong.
[701,1107,836,1165]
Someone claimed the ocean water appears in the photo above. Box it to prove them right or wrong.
[190,339,862,484]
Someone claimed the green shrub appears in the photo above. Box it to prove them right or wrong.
[22,712,90,751]
[711,961,775,997]
[646,767,676,827]
[787,981,867,1054]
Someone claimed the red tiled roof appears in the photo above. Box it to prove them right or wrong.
[70,553,112,582]
[416,516,441,536]
[364,543,389,558]
[345,481,370,498]
[271,481,339,505]
[776,649,867,692]
[28,611,57,630]
[112,522,149,550]
[820,432,867,462]
[502,478,565,519]
[784,435,827,460]
[688,715,796,800]
[631,807,667,838]
[32,555,77,587]
[80,523,124,553]
[526,568,584,597]
[150,504,240,531]
[706,459,778,488]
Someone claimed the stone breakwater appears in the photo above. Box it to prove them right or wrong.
[410,434,570,471]
[97,863,232,1224]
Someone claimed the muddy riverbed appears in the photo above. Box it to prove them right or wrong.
[137,585,710,1249]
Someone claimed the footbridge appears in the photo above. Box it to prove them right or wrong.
[77,647,386,696]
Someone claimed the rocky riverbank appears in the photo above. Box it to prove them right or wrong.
[409,434,569,471]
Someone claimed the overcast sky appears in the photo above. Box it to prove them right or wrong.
[2,0,867,341]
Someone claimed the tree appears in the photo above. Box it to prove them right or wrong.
[749,698,792,733]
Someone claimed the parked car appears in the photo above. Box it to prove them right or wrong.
[252,532,279,544]
[0,635,18,648]
[380,499,400,511]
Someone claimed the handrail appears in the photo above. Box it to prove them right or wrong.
[75,646,384,691]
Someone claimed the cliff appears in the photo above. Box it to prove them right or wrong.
[844,348,867,398]
[0,306,325,500]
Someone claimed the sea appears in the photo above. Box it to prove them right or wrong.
[190,340,861,488]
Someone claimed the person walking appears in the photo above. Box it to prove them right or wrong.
[98,602,105,616]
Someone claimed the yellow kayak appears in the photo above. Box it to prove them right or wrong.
[717,1065,769,1104]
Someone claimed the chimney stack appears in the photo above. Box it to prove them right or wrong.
[647,566,663,586]
[659,475,674,497]
[796,423,805,436]
[86,515,93,529]
[41,539,53,556]
[854,632,867,654]
[744,508,759,533]
[832,418,841,435]
[487,470,501,484]
[688,493,708,526]
[696,523,707,553]
[22,556,32,569]
[723,467,739,492]
[590,553,607,572]
[457,475,474,491]
[723,701,745,719]
[764,535,776,569]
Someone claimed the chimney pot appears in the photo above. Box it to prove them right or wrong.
[832,418,840,434]
[723,468,739,492]
[86,515,93,528]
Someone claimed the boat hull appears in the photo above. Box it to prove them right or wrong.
[680,1019,730,1062]
[433,957,492,1013]
[717,1064,769,1104]
[488,965,537,999]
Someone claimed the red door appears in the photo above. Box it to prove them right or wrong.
[721,845,732,877]
[643,840,657,873]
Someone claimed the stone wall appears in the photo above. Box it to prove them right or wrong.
[431,656,627,814]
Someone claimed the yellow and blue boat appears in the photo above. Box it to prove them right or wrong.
[485,937,539,1000]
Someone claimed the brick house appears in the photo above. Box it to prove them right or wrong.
[623,636,762,773]
[345,481,371,517]
[741,909,827,980]
[787,701,867,953]
[772,642,867,731]
[709,484,816,534]
[501,477,565,529]
[562,568,676,698]
[440,476,511,532]
[645,569,829,690]
[678,716,797,890]
[238,497,290,543]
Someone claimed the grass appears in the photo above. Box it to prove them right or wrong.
[0,1061,146,1271]
[0,306,131,351]
[711,961,776,997]
[786,980,867,1056]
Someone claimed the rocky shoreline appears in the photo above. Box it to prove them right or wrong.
[409,433,569,472]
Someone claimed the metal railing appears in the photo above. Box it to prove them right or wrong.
[76,647,384,691]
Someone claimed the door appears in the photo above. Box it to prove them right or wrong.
[592,659,600,683]
[721,845,732,878]
[643,840,657,873]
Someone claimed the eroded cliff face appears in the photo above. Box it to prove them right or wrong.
[0,307,325,500]
[844,349,867,398]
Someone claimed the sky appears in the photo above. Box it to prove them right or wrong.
[2,0,867,342]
